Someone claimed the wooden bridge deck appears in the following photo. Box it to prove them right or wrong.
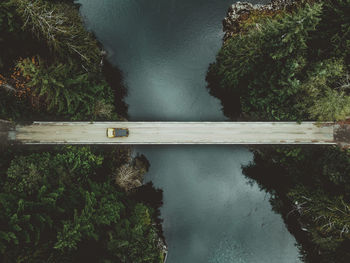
[7,121,343,145]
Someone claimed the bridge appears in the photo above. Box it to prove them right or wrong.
[2,120,350,146]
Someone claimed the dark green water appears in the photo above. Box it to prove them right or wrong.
[77,0,301,262]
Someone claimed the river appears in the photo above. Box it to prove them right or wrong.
[77,0,301,262]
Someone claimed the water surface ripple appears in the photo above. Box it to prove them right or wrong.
[77,0,301,262]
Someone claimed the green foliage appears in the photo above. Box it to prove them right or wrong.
[0,147,163,262]
[208,1,350,121]
[289,188,350,246]
[0,0,136,259]
[297,59,345,98]
[0,90,30,121]
[16,57,115,120]
[0,1,18,34]
[308,88,350,121]
[297,59,350,121]
[12,0,101,70]
[209,1,350,261]
[107,203,162,263]
[6,153,51,194]
[310,0,350,63]
[208,3,323,120]
[53,146,103,179]
[0,0,121,122]
[0,0,23,70]
[243,146,350,262]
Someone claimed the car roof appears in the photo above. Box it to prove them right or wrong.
[115,128,128,136]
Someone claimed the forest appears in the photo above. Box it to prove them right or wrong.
[0,0,164,262]
[207,0,350,262]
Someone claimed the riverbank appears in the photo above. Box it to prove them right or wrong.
[222,0,296,42]
[0,0,164,262]
[76,0,301,262]
[207,0,350,262]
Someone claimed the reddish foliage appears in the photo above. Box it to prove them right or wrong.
[1,56,40,109]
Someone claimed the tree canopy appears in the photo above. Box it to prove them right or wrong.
[207,1,350,122]
[0,0,122,121]
[0,0,162,261]
[207,1,350,262]
[0,146,163,263]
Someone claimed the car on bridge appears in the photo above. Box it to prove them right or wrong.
[107,128,129,138]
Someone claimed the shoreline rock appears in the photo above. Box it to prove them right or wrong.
[223,0,297,42]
